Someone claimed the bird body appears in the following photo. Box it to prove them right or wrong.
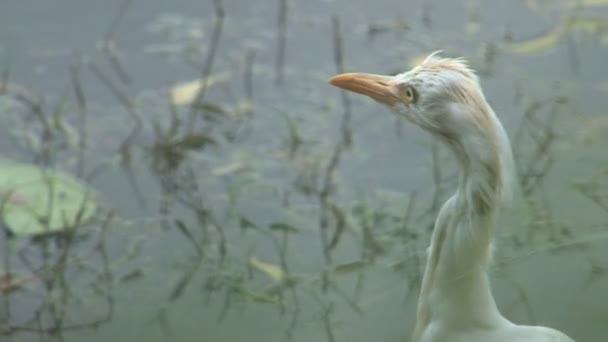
[329,52,575,342]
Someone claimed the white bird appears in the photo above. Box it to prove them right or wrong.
[328,52,575,342]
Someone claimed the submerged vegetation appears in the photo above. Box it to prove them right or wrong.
[0,0,607,341]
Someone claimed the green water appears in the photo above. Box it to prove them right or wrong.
[0,0,607,341]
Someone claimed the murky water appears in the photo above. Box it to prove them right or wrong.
[1,0,607,341]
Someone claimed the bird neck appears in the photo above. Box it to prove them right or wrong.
[412,118,515,341]
[451,115,514,213]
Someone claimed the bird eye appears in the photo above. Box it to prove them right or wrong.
[404,86,417,103]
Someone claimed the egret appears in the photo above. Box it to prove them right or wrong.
[328,52,575,342]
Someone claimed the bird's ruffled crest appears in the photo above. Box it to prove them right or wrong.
[418,51,479,83]
[422,50,445,63]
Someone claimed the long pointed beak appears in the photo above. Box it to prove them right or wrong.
[328,73,399,106]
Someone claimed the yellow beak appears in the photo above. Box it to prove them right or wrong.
[328,72,400,106]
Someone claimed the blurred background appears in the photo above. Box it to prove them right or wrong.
[0,0,607,341]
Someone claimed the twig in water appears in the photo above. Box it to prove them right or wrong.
[573,182,608,213]
[0,60,10,93]
[244,48,256,104]
[422,2,433,29]
[70,63,88,178]
[174,219,203,257]
[332,16,352,148]
[320,300,335,342]
[88,63,145,206]
[327,203,346,251]
[317,16,358,267]
[329,281,363,315]
[401,191,417,233]
[518,96,566,196]
[319,144,342,265]
[275,0,288,85]
[503,276,538,325]
[564,33,580,76]
[101,0,136,84]
[188,0,225,130]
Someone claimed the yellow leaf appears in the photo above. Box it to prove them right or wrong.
[168,73,230,106]
[506,25,565,54]
[229,100,254,117]
[506,15,608,55]
[580,0,608,6]
[566,16,608,33]
[249,256,285,282]
[524,0,608,9]
[212,162,244,176]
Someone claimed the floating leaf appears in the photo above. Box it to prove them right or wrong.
[366,19,410,38]
[237,286,278,304]
[212,162,245,176]
[367,22,392,37]
[0,272,36,293]
[172,133,216,150]
[190,101,227,115]
[249,256,285,282]
[168,73,230,106]
[0,157,97,236]
[332,260,369,275]
[238,216,257,231]
[120,269,144,283]
[269,222,299,234]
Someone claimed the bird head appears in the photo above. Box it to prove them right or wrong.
[329,51,492,144]
[329,51,515,205]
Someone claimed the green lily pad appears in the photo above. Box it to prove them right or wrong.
[0,157,97,236]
